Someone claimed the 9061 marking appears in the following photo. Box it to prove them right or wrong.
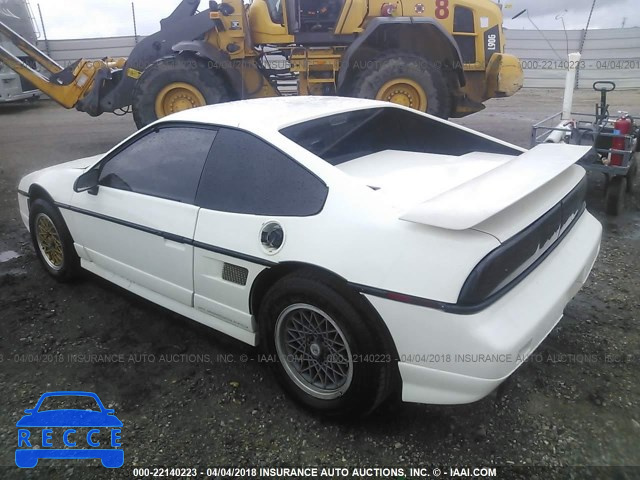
[487,33,497,51]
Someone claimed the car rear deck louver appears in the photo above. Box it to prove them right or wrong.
[458,176,587,306]
[222,263,249,286]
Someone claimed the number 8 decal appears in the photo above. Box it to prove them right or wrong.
[435,0,449,19]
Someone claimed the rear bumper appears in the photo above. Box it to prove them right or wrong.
[15,449,124,468]
[367,211,602,405]
[18,192,30,231]
[0,90,39,102]
[0,75,39,102]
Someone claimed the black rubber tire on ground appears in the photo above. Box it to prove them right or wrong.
[29,198,81,281]
[258,271,394,417]
[131,55,232,129]
[349,53,451,118]
[605,176,627,216]
[626,155,638,193]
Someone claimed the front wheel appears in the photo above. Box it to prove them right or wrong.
[29,199,81,281]
[259,272,393,416]
[132,55,232,129]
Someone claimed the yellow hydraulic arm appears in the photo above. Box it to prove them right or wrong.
[0,20,124,109]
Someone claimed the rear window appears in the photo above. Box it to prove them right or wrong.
[38,396,101,412]
[280,107,521,165]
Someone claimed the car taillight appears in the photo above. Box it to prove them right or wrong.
[457,177,587,307]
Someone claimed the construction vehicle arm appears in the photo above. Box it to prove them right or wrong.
[80,0,216,116]
[0,20,108,109]
[0,0,214,116]
[161,0,202,27]
[0,20,62,74]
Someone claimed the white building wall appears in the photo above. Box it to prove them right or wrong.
[37,27,640,89]
[506,27,640,89]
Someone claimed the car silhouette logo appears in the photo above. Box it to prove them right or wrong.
[16,391,123,469]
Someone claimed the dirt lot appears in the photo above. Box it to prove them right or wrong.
[0,90,639,479]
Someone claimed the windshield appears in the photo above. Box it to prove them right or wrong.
[280,107,522,166]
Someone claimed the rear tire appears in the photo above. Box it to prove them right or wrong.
[626,155,637,193]
[605,176,627,216]
[132,55,232,129]
[350,53,451,118]
[29,199,81,281]
[258,271,394,417]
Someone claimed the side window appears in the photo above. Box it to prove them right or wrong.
[99,126,217,204]
[453,6,476,64]
[266,0,283,23]
[196,128,328,216]
[300,0,344,32]
[453,6,475,33]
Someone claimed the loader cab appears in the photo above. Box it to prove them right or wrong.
[284,0,345,33]
[297,0,344,32]
[252,0,347,44]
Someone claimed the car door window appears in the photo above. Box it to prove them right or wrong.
[99,126,217,204]
[196,128,328,216]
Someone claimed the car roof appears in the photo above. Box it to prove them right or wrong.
[38,391,99,398]
[35,391,103,405]
[163,96,393,132]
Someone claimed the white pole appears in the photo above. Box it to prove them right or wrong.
[562,52,581,121]
[546,52,581,143]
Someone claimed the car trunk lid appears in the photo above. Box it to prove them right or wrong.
[336,144,591,242]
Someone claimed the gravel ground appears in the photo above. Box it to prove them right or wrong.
[0,89,639,480]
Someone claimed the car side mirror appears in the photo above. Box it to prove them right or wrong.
[105,409,115,415]
[24,409,35,414]
[74,169,100,195]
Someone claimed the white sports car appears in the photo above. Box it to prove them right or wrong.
[18,97,602,416]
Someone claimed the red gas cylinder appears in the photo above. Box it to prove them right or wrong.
[611,115,633,166]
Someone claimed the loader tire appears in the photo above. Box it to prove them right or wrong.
[132,55,231,129]
[350,53,451,118]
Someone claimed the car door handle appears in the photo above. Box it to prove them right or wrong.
[161,232,189,245]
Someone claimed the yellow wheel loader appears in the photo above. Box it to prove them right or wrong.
[0,0,523,128]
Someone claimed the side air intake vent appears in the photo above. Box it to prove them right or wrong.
[222,263,249,286]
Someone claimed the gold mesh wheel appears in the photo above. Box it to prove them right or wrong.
[35,213,64,271]
[375,78,428,112]
[154,82,207,118]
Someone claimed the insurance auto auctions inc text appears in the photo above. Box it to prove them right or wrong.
[194,466,498,478]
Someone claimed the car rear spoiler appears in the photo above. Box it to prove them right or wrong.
[399,144,592,230]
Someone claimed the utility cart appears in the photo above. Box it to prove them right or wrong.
[531,81,639,215]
